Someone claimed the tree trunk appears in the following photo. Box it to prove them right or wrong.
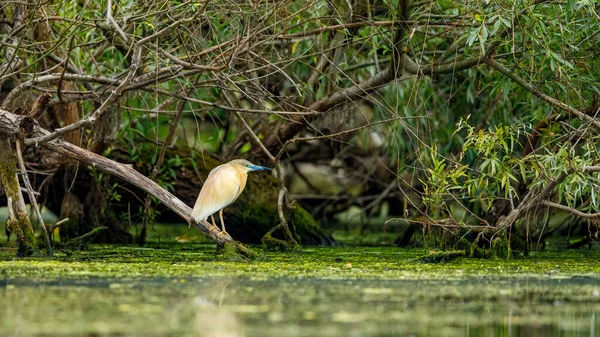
[0,139,37,256]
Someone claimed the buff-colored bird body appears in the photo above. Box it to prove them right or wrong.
[191,159,270,233]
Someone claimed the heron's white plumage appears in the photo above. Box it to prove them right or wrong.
[191,163,247,222]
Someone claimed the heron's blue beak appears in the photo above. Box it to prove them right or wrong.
[249,164,271,171]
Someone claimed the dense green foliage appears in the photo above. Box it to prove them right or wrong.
[1,0,600,253]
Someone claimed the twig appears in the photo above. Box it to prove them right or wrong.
[361,179,396,215]
[276,117,405,159]
[105,0,129,42]
[46,54,94,91]
[248,51,302,96]
[386,217,494,230]
[161,49,223,71]
[583,165,600,172]
[4,73,119,111]
[271,20,475,40]
[0,5,24,81]
[55,218,70,227]
[16,139,53,256]
[235,112,275,162]
[153,89,321,115]
[19,187,40,196]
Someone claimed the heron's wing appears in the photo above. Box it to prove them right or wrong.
[191,165,242,222]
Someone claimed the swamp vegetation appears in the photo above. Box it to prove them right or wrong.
[0,0,599,255]
[2,0,600,335]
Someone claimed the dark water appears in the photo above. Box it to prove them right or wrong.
[1,276,599,337]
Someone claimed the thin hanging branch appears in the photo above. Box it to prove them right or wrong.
[21,16,200,146]
[15,139,53,256]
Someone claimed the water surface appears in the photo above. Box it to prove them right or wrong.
[2,275,599,337]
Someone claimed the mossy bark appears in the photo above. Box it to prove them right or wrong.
[0,139,37,256]
[203,167,332,246]
[262,231,301,251]
[216,241,258,260]
[65,226,108,250]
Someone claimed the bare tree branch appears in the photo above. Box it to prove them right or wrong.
[487,59,600,131]
[21,16,200,146]
[542,200,600,219]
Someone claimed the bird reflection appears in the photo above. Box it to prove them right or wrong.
[193,280,244,337]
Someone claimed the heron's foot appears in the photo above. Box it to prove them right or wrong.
[215,230,232,240]
[220,230,230,237]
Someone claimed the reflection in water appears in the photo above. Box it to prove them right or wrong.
[194,299,245,337]
[0,276,599,336]
[194,280,245,337]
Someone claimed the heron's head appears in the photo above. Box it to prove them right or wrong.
[229,159,272,173]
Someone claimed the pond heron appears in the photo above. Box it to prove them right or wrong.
[191,159,271,234]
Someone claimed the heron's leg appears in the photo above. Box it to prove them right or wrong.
[209,215,220,232]
[219,209,227,234]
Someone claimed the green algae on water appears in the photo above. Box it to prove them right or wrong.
[1,245,600,280]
